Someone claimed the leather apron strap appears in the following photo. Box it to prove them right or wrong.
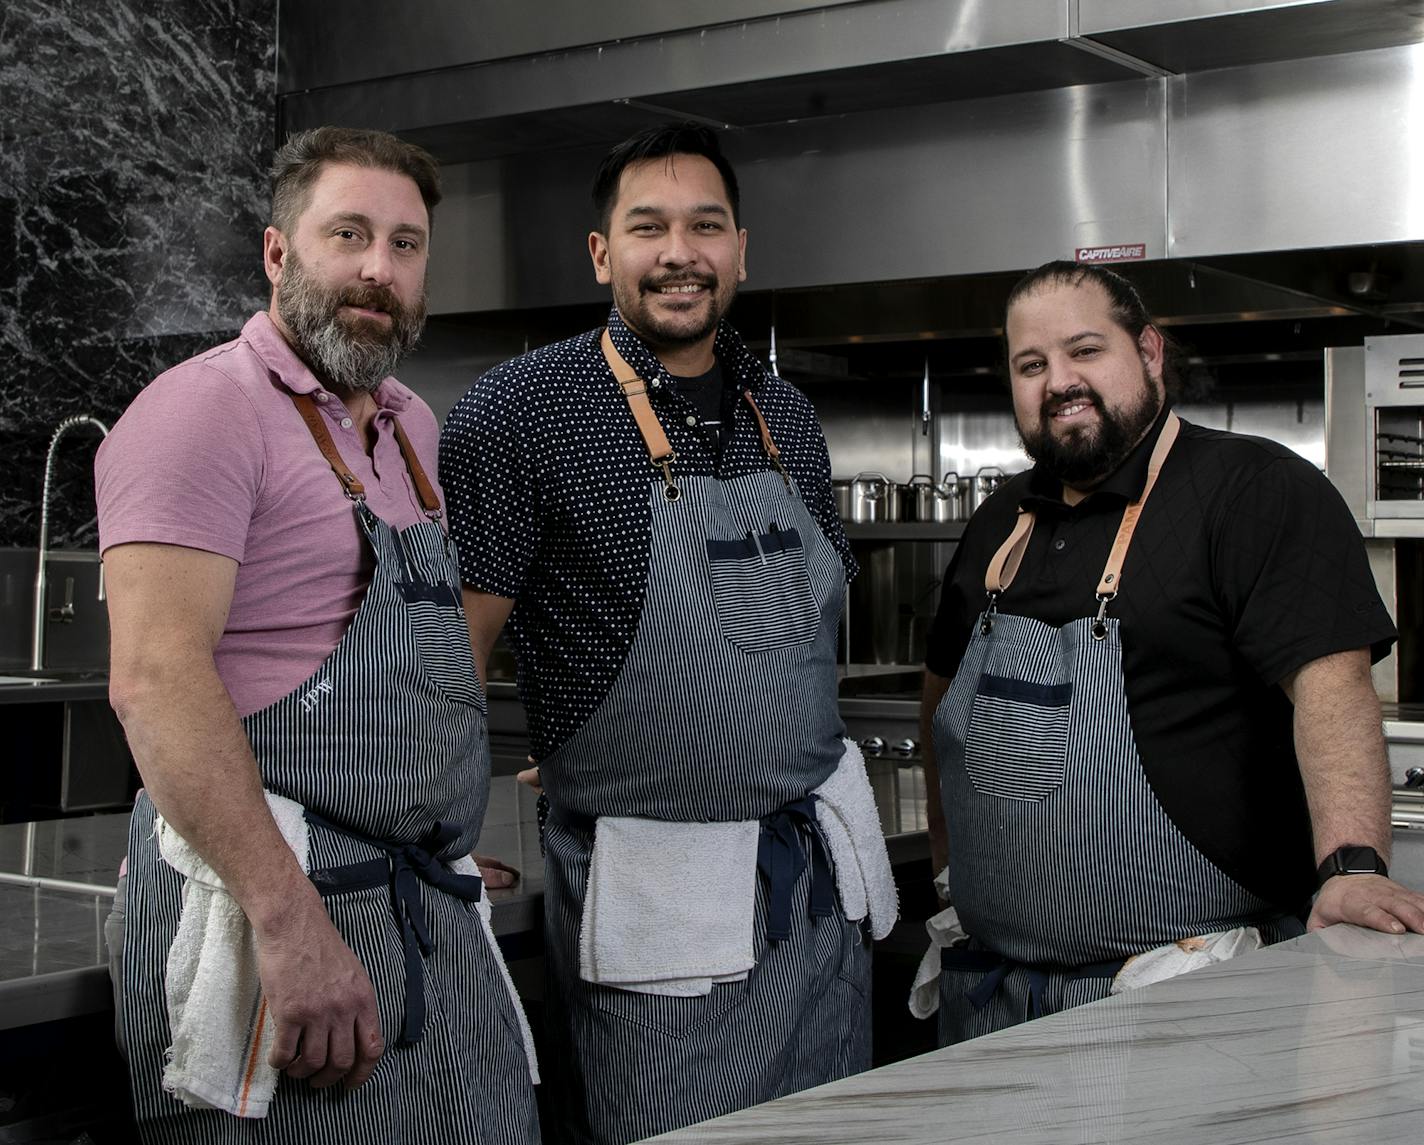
[289,391,443,519]
[599,327,792,499]
[982,412,1181,639]
[601,329,680,501]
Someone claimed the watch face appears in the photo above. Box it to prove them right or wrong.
[1337,846,1385,875]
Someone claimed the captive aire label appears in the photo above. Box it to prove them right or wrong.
[1075,243,1147,264]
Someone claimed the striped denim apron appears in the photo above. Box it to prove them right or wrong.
[932,414,1299,1046]
[536,336,870,1144]
[116,398,540,1143]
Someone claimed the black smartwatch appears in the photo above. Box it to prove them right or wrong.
[1316,845,1388,888]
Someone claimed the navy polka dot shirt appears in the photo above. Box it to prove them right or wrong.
[439,306,855,760]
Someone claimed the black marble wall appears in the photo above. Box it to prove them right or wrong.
[0,0,276,549]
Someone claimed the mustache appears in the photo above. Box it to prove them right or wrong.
[337,284,404,317]
[1042,386,1103,418]
[641,272,717,293]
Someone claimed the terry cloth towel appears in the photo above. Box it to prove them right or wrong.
[155,792,309,1119]
[1110,927,1263,994]
[812,738,899,941]
[909,899,966,1019]
[578,817,761,997]
[451,855,541,1085]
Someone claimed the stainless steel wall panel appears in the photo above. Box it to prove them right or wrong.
[278,0,870,91]
[738,81,1165,288]
[1083,0,1337,30]
[1168,44,1424,256]
[278,1,1136,159]
[1081,0,1424,73]
[426,77,1167,314]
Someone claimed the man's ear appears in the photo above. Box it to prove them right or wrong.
[1138,323,1165,383]
[263,226,288,289]
[589,231,612,286]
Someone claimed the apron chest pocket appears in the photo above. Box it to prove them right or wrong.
[963,674,1072,801]
[705,527,819,653]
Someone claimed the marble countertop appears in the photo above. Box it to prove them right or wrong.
[648,925,1424,1144]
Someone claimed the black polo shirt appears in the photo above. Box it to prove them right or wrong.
[925,408,1397,911]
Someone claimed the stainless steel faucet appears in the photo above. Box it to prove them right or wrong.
[31,415,110,671]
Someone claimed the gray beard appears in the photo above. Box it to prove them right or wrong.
[276,255,426,393]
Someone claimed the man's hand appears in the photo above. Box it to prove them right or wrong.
[258,898,383,1089]
[1308,873,1424,935]
[474,853,520,889]
[516,763,543,795]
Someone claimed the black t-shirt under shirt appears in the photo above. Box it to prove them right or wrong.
[925,408,1397,912]
[669,359,732,454]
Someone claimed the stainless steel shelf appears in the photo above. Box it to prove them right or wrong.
[843,522,965,542]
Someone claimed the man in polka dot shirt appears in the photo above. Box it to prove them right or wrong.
[441,123,884,1143]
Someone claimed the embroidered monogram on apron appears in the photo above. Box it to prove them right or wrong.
[116,391,539,1142]
[932,413,1301,1046]
[536,332,870,1144]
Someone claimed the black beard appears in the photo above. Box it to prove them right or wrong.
[276,252,426,393]
[1019,368,1163,486]
[616,271,727,349]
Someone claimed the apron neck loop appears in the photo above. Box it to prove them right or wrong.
[742,389,792,492]
[1088,411,1180,638]
[985,508,1036,594]
[390,416,444,521]
[290,391,366,502]
[600,328,681,502]
[598,328,791,500]
[288,391,445,522]
[980,412,1181,639]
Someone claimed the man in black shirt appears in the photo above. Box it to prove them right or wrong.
[921,260,1424,1046]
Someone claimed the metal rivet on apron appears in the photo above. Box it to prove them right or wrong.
[315,392,329,403]
[340,416,353,429]
[1053,539,1066,551]
[686,415,697,427]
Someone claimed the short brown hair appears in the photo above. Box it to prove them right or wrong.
[270,127,442,234]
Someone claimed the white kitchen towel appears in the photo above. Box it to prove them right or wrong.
[578,817,761,997]
[155,792,309,1119]
[909,902,966,1019]
[452,855,541,1085]
[1110,927,1263,994]
[813,738,899,940]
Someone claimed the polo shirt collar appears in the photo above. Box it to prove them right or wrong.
[241,310,415,413]
[603,306,769,399]
[1022,402,1173,510]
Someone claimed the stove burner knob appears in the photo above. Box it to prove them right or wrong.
[859,736,886,757]
[891,738,917,758]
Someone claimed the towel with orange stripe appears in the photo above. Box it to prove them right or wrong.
[155,793,309,1119]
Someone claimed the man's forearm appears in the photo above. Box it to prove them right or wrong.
[111,647,322,931]
[920,669,952,879]
[1285,648,1393,863]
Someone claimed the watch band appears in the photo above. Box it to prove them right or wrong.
[1316,844,1388,888]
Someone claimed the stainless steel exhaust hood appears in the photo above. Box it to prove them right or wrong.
[277,1,1424,316]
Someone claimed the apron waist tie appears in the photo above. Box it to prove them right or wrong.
[304,812,483,1046]
[757,796,835,942]
[941,946,1127,1021]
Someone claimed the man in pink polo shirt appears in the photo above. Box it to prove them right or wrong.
[96,127,538,1142]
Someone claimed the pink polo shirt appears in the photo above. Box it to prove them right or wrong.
[96,312,447,717]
